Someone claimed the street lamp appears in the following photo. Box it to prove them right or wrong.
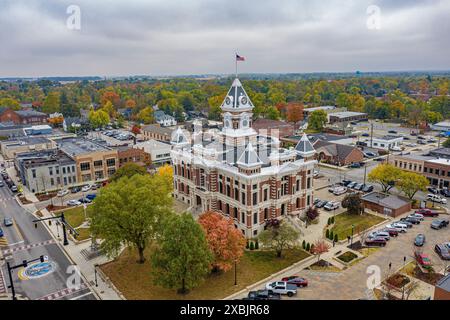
[402,256,407,300]
[350,224,355,248]
[7,255,46,300]
[94,264,99,287]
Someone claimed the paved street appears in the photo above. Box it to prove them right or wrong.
[0,185,96,300]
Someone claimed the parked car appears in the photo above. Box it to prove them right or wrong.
[313,198,321,206]
[362,133,370,137]
[406,143,417,147]
[431,219,449,230]
[414,253,431,267]
[342,180,352,186]
[386,223,407,233]
[414,234,426,246]
[427,187,439,194]
[324,201,340,211]
[333,187,347,196]
[417,140,427,145]
[0,227,3,237]
[440,189,450,197]
[57,189,69,197]
[81,184,92,192]
[354,183,364,191]
[246,290,281,301]
[390,146,402,151]
[316,200,327,208]
[347,182,357,189]
[79,197,92,204]
[388,130,398,134]
[368,231,390,241]
[394,220,412,228]
[381,228,399,237]
[434,243,450,260]
[362,185,374,193]
[417,135,426,140]
[281,276,308,287]
[71,186,82,193]
[67,199,81,206]
[414,209,438,217]
[427,194,447,204]
[10,185,17,192]
[0,181,4,187]
[401,217,420,225]
[349,163,361,169]
[86,194,97,201]
[4,217,13,227]
[364,151,376,157]
[365,238,387,247]
[265,281,297,297]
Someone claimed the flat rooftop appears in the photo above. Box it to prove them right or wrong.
[426,158,450,166]
[2,136,51,145]
[362,192,409,209]
[329,111,367,118]
[377,135,403,141]
[57,137,111,156]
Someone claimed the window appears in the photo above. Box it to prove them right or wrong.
[82,174,91,182]
[50,178,54,186]
[72,165,75,172]
[32,169,36,178]
[107,168,116,176]
[80,162,90,171]
[95,171,104,180]
[241,212,245,224]
[253,184,257,190]
[264,189,268,201]
[68,176,72,184]
[234,188,239,201]
[234,207,238,219]
[63,177,67,185]
[264,208,268,220]
[253,212,258,224]
[106,158,116,167]
[253,193,257,205]
[242,192,246,205]
[49,167,53,175]
[56,167,59,175]
[62,167,66,174]
[94,160,103,167]
[56,177,60,185]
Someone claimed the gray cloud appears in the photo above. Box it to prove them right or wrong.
[0,0,449,77]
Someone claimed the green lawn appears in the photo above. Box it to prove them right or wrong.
[62,206,89,228]
[101,247,311,300]
[74,228,91,241]
[330,212,386,241]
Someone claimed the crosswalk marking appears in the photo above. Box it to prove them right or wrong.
[1,239,56,255]
[0,268,6,294]
[0,237,8,247]
[37,283,88,300]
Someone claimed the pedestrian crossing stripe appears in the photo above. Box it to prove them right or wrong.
[0,237,8,246]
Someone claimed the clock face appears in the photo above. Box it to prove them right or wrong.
[225,120,230,128]
[243,120,248,127]
[240,96,248,105]
[225,96,232,105]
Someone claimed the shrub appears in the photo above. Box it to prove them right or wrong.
[329,231,334,240]
[327,217,331,225]
[254,240,259,250]
[306,243,310,252]
[246,241,250,249]
[334,234,338,242]
[331,216,335,224]
[302,240,306,249]
[249,241,255,250]
[325,229,330,239]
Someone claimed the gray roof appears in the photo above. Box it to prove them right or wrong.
[237,143,263,167]
[295,133,315,154]
[2,136,50,145]
[436,274,450,292]
[307,133,349,144]
[17,149,75,168]
[142,124,174,136]
[221,78,253,110]
[362,192,410,209]
[329,111,367,119]
[15,109,47,117]
[429,148,450,157]
[57,137,111,156]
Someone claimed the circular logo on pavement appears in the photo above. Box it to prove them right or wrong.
[18,261,57,280]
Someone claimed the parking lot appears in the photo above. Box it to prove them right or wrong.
[88,130,134,146]
[236,210,449,300]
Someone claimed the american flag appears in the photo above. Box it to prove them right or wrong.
[236,54,245,61]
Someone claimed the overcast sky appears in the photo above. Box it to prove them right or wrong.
[1,0,449,77]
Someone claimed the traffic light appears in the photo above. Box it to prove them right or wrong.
[40,255,45,263]
[22,260,27,267]
[48,220,52,226]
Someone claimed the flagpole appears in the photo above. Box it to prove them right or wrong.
[235,52,238,79]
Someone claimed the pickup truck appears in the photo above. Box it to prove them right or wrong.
[265,281,297,297]
[245,290,281,300]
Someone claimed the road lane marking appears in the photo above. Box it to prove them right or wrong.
[11,218,25,242]
[70,292,93,300]
[1,239,56,255]
[7,240,25,246]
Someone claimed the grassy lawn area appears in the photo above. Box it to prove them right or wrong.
[330,212,386,241]
[63,206,89,228]
[101,247,311,300]
[337,251,358,263]
[74,228,91,241]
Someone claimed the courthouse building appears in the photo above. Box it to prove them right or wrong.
[171,78,317,238]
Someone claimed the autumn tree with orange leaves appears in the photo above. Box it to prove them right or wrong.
[286,103,304,123]
[198,211,246,273]
[311,240,330,262]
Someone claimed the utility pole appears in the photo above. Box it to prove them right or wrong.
[363,165,367,186]
[370,123,374,148]
[7,255,47,300]
[33,213,78,246]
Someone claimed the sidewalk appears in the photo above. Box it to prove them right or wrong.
[24,204,123,300]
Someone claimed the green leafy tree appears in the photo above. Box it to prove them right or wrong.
[0,98,20,110]
[258,221,298,258]
[151,213,213,294]
[368,164,402,193]
[342,193,364,215]
[88,109,110,128]
[397,171,429,200]
[89,174,172,264]
[42,92,60,114]
[443,137,450,148]
[308,110,328,131]
[110,163,147,182]
[137,106,154,124]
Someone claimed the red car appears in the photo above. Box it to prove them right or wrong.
[415,209,439,217]
[414,252,432,267]
[281,276,308,287]
[382,228,399,237]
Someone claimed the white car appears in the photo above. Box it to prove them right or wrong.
[57,189,69,197]
[265,281,297,297]
[386,223,407,233]
[427,194,447,204]
[67,199,81,206]
[390,146,402,151]
[324,201,340,211]
[81,184,91,192]
[408,213,424,221]
[333,187,347,196]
